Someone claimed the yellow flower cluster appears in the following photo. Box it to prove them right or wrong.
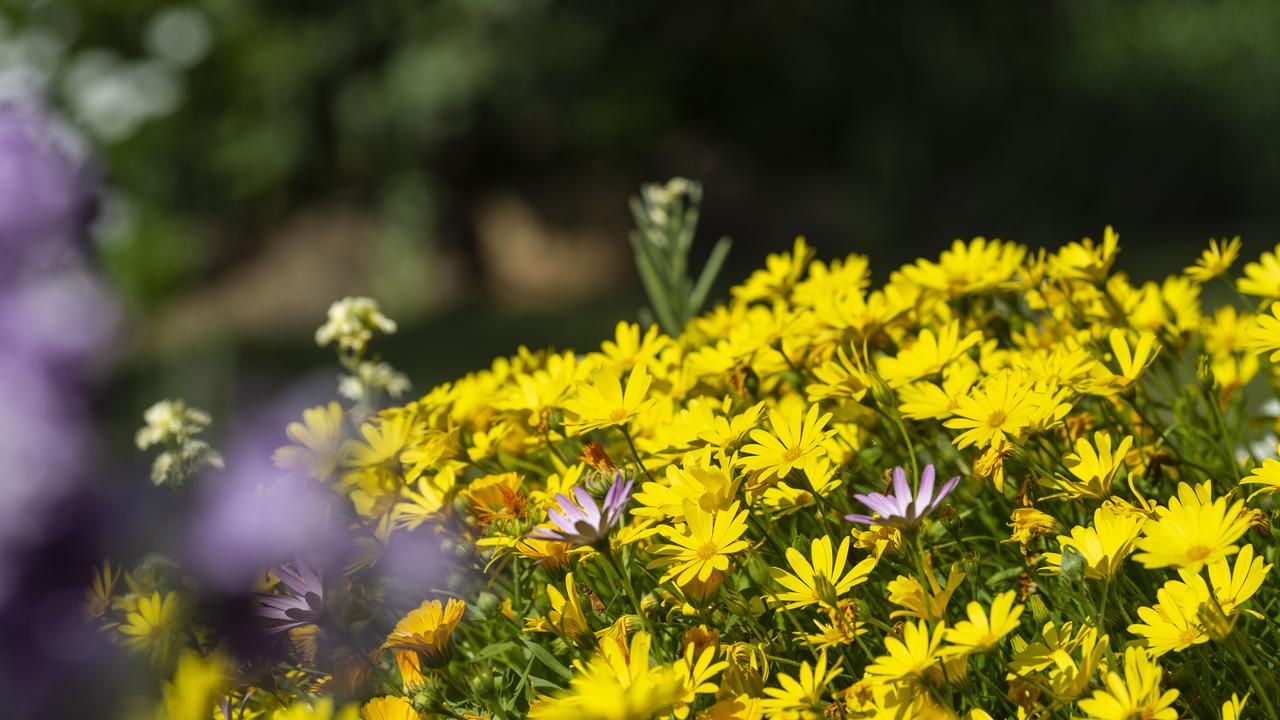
[110,232,1280,720]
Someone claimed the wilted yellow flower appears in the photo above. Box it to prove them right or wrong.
[1007,507,1055,546]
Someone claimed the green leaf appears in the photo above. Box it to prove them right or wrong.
[519,637,572,681]
[473,640,517,661]
[690,235,732,315]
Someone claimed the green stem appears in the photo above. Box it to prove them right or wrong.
[601,545,654,644]
[619,424,656,484]
[1210,591,1280,720]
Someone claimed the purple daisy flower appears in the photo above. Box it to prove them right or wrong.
[529,474,634,548]
[845,464,959,529]
[251,560,325,634]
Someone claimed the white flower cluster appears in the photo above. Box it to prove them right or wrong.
[314,296,397,354]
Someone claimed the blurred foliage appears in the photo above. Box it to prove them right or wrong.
[4,0,1280,306]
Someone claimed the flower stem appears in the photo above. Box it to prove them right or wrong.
[619,424,656,484]
[601,544,653,640]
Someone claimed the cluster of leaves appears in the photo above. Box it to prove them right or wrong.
[96,224,1280,720]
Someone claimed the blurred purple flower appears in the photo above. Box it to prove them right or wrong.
[186,394,351,591]
[529,475,633,547]
[0,82,96,283]
[251,560,325,634]
[845,464,959,529]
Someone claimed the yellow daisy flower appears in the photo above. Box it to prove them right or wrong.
[876,321,982,388]
[805,347,869,403]
[360,696,418,720]
[943,590,1024,656]
[1238,243,1280,299]
[739,404,833,482]
[1242,448,1280,498]
[601,321,671,372]
[1076,647,1178,720]
[272,699,359,720]
[886,562,965,620]
[1049,431,1132,500]
[563,363,657,436]
[154,650,229,720]
[760,651,840,719]
[1048,225,1120,283]
[769,535,876,610]
[865,619,945,682]
[1222,693,1249,720]
[1245,301,1280,361]
[1099,328,1160,390]
[899,236,1026,296]
[273,402,345,482]
[1134,481,1251,572]
[1128,581,1210,656]
[671,644,729,720]
[1042,507,1144,579]
[1185,236,1241,283]
[651,501,751,587]
[1204,543,1272,612]
[382,598,465,667]
[528,630,680,720]
[944,370,1039,449]
[119,590,182,665]
[531,572,590,643]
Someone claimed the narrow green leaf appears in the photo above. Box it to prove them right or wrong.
[519,637,572,681]
[690,235,732,314]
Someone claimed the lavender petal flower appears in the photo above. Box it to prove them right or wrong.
[845,464,960,529]
[529,474,633,547]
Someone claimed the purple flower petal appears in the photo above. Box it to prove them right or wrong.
[933,475,961,509]
[846,464,961,529]
[914,464,936,517]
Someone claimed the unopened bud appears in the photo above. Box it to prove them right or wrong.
[1029,595,1050,624]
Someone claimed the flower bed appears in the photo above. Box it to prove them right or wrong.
[97,186,1280,719]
